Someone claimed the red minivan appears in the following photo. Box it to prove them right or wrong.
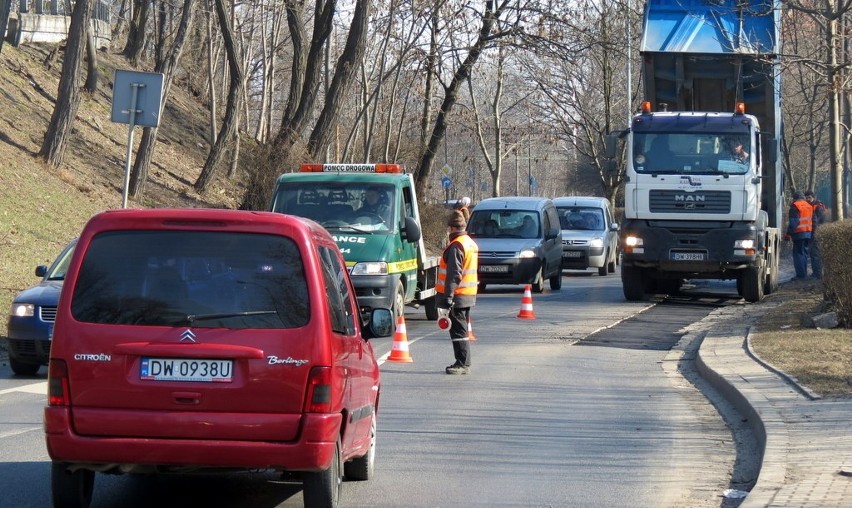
[43,209,393,508]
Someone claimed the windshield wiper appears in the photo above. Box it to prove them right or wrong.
[185,310,278,324]
[324,224,372,233]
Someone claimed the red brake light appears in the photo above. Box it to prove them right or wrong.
[300,164,324,172]
[48,360,70,406]
[305,366,333,413]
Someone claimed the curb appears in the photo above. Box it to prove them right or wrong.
[695,329,789,508]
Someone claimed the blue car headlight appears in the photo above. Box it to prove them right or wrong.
[11,303,35,317]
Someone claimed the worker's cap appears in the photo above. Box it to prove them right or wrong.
[793,191,805,200]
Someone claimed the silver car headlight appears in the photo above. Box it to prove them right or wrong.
[519,249,536,258]
[590,237,604,248]
[11,303,35,317]
[350,262,388,276]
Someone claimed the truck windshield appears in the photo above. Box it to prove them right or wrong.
[272,183,395,233]
[633,132,751,175]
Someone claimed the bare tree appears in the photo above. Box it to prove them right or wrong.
[413,0,518,193]
[194,0,245,192]
[38,0,92,168]
[123,0,150,66]
[128,0,196,198]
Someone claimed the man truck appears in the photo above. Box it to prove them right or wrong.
[609,0,783,302]
[269,163,440,321]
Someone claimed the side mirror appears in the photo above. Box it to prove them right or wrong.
[368,308,395,338]
[35,265,48,278]
[610,223,619,231]
[545,227,560,240]
[403,216,422,243]
[767,138,778,163]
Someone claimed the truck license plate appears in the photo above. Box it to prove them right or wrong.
[141,358,233,383]
[671,251,706,261]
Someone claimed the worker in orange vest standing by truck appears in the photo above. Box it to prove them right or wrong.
[784,190,813,280]
[436,210,478,375]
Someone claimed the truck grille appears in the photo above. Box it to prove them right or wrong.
[649,190,730,214]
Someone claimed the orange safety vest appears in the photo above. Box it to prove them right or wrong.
[792,200,813,234]
[436,234,479,296]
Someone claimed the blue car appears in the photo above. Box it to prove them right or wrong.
[5,238,77,375]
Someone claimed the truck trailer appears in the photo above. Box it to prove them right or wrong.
[610,0,783,302]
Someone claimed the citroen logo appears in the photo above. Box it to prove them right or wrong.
[180,329,197,343]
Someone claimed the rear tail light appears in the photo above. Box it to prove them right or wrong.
[304,366,332,413]
[48,360,70,406]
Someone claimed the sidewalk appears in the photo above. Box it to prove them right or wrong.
[696,291,852,507]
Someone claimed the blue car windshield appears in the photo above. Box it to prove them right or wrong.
[46,240,77,281]
[633,132,751,175]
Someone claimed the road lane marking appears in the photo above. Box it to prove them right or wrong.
[0,426,42,439]
[0,381,47,396]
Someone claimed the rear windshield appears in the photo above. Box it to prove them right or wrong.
[71,231,309,329]
[468,209,541,239]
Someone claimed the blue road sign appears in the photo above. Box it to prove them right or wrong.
[441,176,452,188]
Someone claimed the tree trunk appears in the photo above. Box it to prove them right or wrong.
[128,0,196,198]
[0,0,12,56]
[308,0,369,158]
[194,0,245,193]
[38,0,92,168]
[123,0,149,66]
[84,23,99,93]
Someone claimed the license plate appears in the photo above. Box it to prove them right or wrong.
[563,251,583,258]
[141,358,233,383]
[671,252,706,261]
[480,265,508,273]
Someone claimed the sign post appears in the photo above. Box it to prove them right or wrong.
[111,70,165,208]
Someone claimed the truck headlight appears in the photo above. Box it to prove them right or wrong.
[11,303,35,317]
[624,235,644,254]
[350,262,388,276]
[734,239,756,256]
[590,237,604,248]
[519,249,536,258]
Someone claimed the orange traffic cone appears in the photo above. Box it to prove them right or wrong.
[467,316,477,341]
[387,315,414,363]
[517,284,537,320]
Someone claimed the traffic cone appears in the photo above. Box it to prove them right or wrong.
[467,316,477,341]
[517,284,537,319]
[387,315,413,363]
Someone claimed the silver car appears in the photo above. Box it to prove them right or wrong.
[553,196,619,276]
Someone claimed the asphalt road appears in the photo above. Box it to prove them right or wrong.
[0,270,751,507]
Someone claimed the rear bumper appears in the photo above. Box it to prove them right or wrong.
[44,408,342,472]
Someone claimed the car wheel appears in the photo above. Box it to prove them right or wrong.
[607,251,616,273]
[303,440,342,508]
[478,281,487,292]
[10,356,41,376]
[598,264,608,276]
[344,415,376,481]
[549,269,562,290]
[532,269,545,293]
[52,462,94,508]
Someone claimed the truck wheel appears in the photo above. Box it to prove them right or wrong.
[303,441,342,508]
[621,266,645,301]
[10,356,41,376]
[52,462,94,508]
[392,283,405,323]
[424,296,438,321]
[742,264,765,303]
[765,251,779,295]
